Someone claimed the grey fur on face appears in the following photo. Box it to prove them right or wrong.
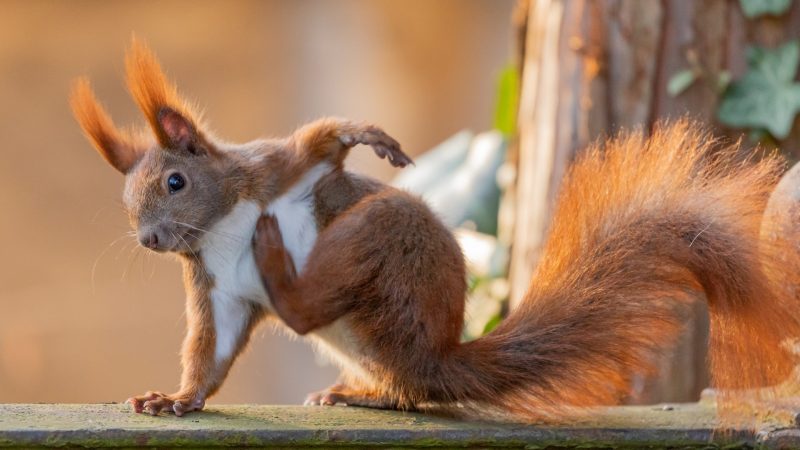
[123,144,237,253]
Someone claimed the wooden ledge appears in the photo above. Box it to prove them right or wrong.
[0,402,797,448]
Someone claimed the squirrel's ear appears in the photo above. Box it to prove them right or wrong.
[70,78,144,174]
[125,37,206,154]
[156,106,204,154]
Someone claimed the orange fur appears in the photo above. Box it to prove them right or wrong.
[288,118,410,170]
[488,122,800,418]
[255,120,800,423]
[69,78,143,173]
[125,37,203,148]
[72,39,412,417]
[74,39,800,424]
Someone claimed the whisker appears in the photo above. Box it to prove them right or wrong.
[186,234,226,285]
[91,233,136,294]
[171,220,246,243]
[178,231,214,288]
[147,248,156,280]
[134,244,145,281]
[116,237,138,261]
[121,241,139,281]
[183,227,229,269]
[173,231,192,257]
[136,242,154,282]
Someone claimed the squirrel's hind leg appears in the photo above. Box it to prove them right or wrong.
[304,384,399,410]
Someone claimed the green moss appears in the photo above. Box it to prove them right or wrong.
[0,403,780,448]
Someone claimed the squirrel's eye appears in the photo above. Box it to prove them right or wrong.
[167,173,186,194]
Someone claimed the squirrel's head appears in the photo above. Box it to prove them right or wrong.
[71,39,237,254]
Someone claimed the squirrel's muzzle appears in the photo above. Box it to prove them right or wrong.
[137,224,172,252]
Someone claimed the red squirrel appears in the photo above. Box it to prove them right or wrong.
[72,40,800,419]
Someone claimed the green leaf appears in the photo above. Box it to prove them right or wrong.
[739,0,793,18]
[493,64,519,137]
[718,74,800,139]
[667,69,697,97]
[467,273,480,292]
[746,40,800,82]
[718,41,800,139]
[482,313,502,335]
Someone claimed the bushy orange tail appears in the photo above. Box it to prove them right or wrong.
[450,120,800,419]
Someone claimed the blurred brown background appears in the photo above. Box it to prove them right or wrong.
[0,0,515,403]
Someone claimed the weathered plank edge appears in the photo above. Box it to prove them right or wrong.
[0,403,784,448]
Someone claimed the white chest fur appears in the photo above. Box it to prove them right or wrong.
[200,199,267,362]
[199,162,368,380]
[201,200,267,307]
[264,163,332,272]
[201,163,335,299]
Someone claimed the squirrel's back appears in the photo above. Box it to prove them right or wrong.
[448,120,800,419]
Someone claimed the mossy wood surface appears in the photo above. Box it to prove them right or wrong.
[0,402,797,448]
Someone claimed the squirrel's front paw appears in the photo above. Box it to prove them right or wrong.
[253,214,296,288]
[339,126,413,168]
[126,391,205,417]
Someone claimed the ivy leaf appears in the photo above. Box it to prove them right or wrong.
[667,69,697,97]
[746,40,800,82]
[718,41,800,139]
[718,73,800,139]
[739,0,793,18]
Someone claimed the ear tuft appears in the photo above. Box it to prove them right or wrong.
[125,37,202,149]
[70,77,143,173]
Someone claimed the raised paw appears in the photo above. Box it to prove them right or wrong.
[339,126,414,168]
[253,214,296,289]
[253,214,284,262]
[126,391,205,417]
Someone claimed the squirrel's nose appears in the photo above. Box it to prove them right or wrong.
[139,232,159,250]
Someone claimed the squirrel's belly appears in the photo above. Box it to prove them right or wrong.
[307,319,374,386]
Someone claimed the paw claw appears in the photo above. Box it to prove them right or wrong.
[304,390,323,406]
[143,400,160,416]
[125,397,144,414]
[305,386,352,407]
[128,391,203,417]
[320,393,340,406]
